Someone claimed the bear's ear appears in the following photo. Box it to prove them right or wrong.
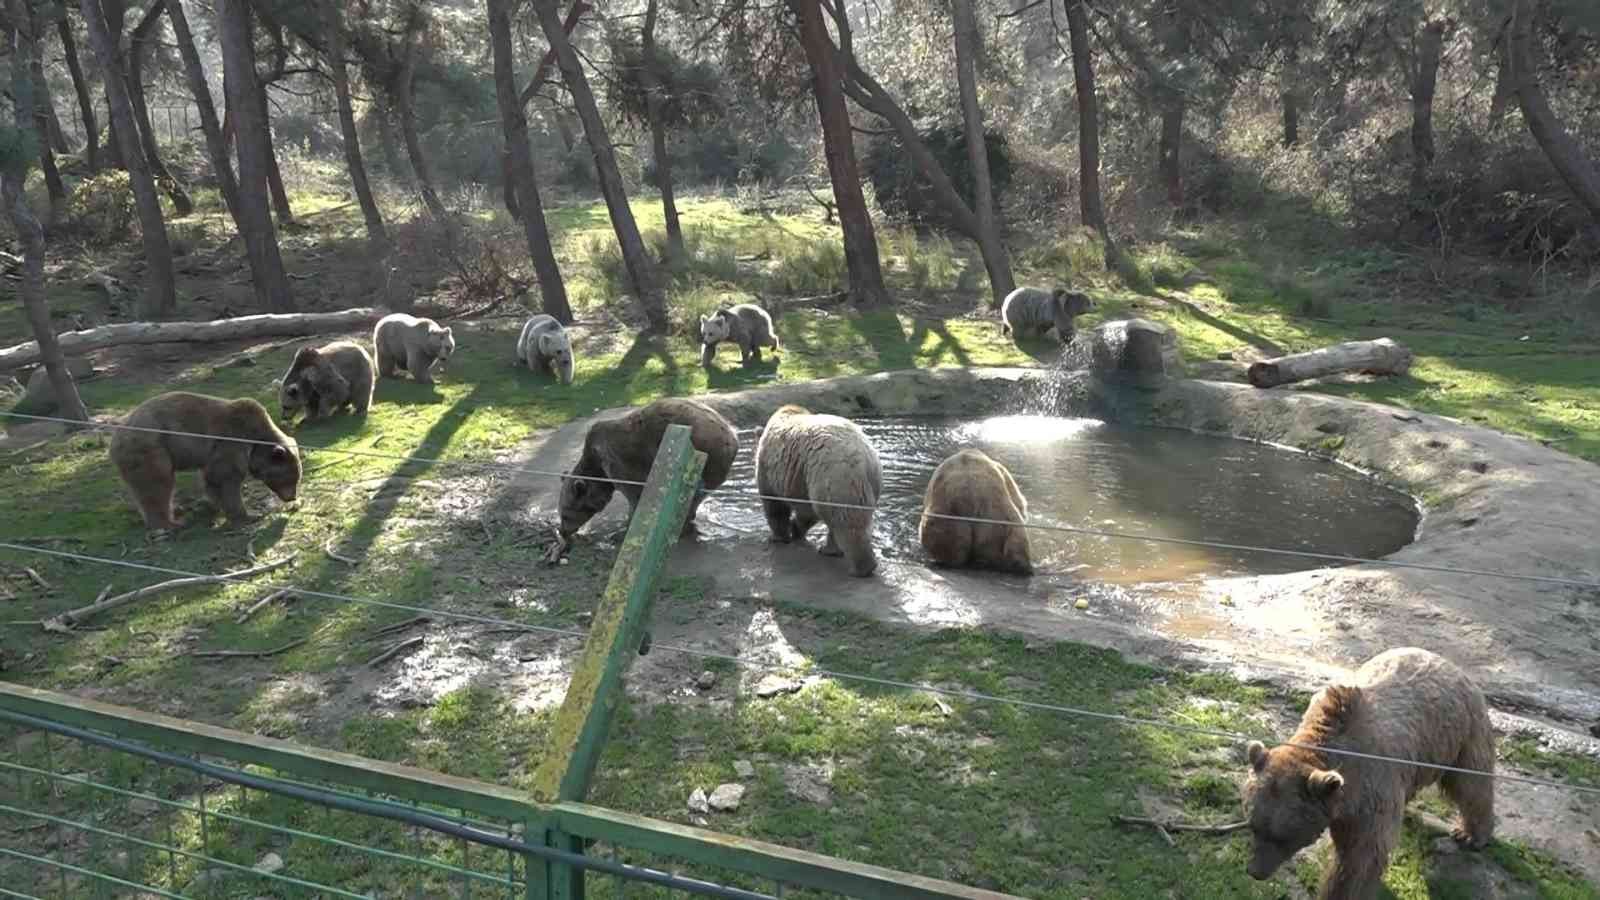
[1246,740,1269,772]
[1306,769,1343,799]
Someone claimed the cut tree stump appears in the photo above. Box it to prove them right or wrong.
[0,308,385,371]
[1247,338,1412,389]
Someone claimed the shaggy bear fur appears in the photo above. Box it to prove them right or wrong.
[1242,647,1495,900]
[557,398,739,539]
[110,392,301,530]
[516,314,575,385]
[374,313,456,384]
[700,304,780,367]
[1000,287,1093,343]
[755,404,881,577]
[279,340,376,423]
[919,449,1032,574]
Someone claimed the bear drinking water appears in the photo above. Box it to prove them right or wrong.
[919,449,1032,574]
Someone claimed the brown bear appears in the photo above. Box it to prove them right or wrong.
[556,398,739,541]
[700,304,780,367]
[109,392,302,530]
[374,313,456,384]
[279,340,376,423]
[1242,647,1495,900]
[1000,286,1093,344]
[755,404,881,577]
[919,449,1032,574]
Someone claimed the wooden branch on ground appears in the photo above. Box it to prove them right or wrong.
[1110,814,1247,838]
[0,309,385,371]
[236,588,294,624]
[45,555,296,630]
[367,636,424,667]
[365,616,430,641]
[189,636,309,659]
[323,540,356,565]
[1247,338,1413,389]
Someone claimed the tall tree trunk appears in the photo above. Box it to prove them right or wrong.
[26,4,66,228]
[1157,3,1188,209]
[1505,0,1600,224]
[216,0,295,311]
[370,95,403,177]
[640,0,683,257]
[1488,50,1514,129]
[167,0,239,219]
[534,0,668,331]
[550,109,577,152]
[488,0,572,323]
[327,2,387,250]
[257,85,295,223]
[1280,47,1300,147]
[128,0,193,214]
[81,0,175,316]
[45,95,70,153]
[1063,0,1115,259]
[395,13,450,223]
[1409,19,1445,198]
[56,0,98,170]
[950,0,1014,308]
[7,0,89,422]
[791,0,887,307]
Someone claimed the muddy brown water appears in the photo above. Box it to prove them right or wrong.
[696,415,1420,585]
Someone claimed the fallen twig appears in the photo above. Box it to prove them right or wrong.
[365,616,430,641]
[44,555,296,630]
[20,567,50,589]
[189,637,310,660]
[5,440,51,457]
[323,540,357,565]
[1110,815,1247,837]
[236,589,295,624]
[367,636,424,668]
[443,294,511,322]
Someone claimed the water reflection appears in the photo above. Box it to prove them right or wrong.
[699,415,1419,585]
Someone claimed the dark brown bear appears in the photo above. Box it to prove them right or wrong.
[556,398,739,541]
[279,340,376,423]
[918,449,1032,574]
[1242,647,1495,900]
[109,392,302,530]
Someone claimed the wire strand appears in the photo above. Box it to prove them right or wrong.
[6,410,1600,590]
[1,541,1595,797]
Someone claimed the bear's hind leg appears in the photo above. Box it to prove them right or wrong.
[407,347,435,384]
[124,453,181,530]
[1442,736,1496,848]
[761,498,794,542]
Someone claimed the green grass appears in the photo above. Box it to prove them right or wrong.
[2,187,1598,897]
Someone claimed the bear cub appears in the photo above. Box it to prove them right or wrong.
[374,313,456,384]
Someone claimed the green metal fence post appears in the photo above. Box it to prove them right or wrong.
[528,423,707,899]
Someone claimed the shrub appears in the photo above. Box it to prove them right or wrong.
[863,125,1012,226]
[64,170,137,242]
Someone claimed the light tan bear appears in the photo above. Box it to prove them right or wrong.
[1000,286,1093,344]
[279,340,375,423]
[755,404,881,577]
[374,313,455,384]
[919,449,1032,574]
[700,304,780,367]
[516,314,575,385]
[109,392,301,530]
[556,398,739,540]
[1242,647,1495,900]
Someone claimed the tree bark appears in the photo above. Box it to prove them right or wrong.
[950,0,1014,308]
[640,0,683,257]
[102,84,123,167]
[26,4,66,228]
[517,0,588,110]
[1247,339,1413,389]
[45,93,70,154]
[371,94,403,177]
[327,1,387,250]
[56,0,98,170]
[80,0,176,317]
[792,0,887,307]
[6,0,89,421]
[1062,0,1114,257]
[257,85,295,223]
[1504,0,1600,224]
[1488,50,1514,130]
[488,0,572,323]
[168,0,238,219]
[0,308,385,371]
[395,9,450,223]
[128,0,194,214]
[1157,3,1188,209]
[535,0,669,331]
[1280,47,1300,147]
[1409,19,1445,198]
[216,0,295,311]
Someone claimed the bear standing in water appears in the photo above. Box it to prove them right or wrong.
[755,404,881,577]
[919,449,1032,574]
[1242,647,1495,899]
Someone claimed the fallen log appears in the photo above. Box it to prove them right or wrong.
[1247,338,1412,389]
[0,308,385,371]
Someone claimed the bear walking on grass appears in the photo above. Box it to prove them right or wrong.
[755,404,881,577]
[555,398,739,543]
[919,449,1032,574]
[374,313,456,384]
[1000,287,1093,344]
[1242,646,1495,900]
[516,314,575,385]
[700,304,780,367]
[110,392,301,530]
[278,340,376,423]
